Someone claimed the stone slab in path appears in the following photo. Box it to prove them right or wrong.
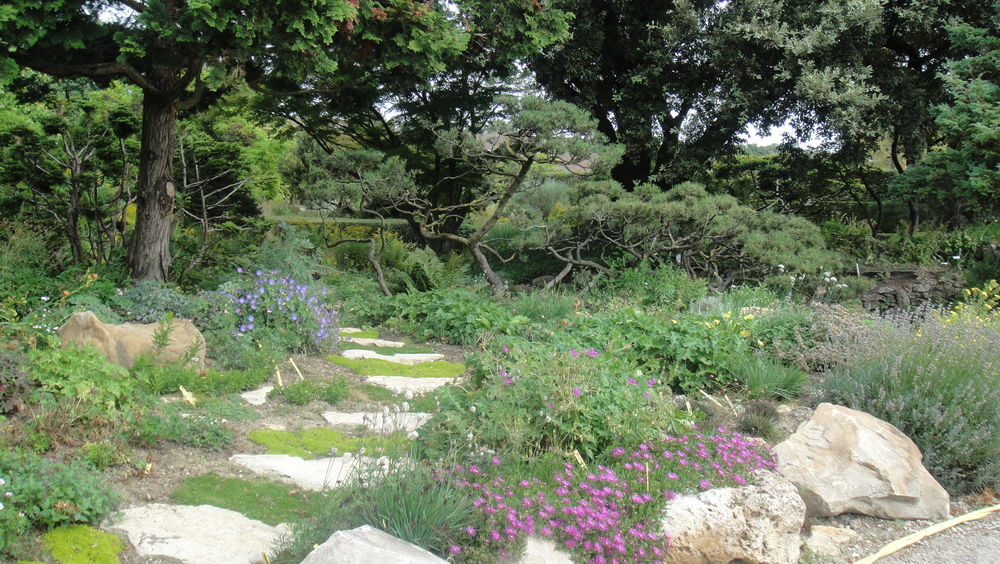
[103,503,288,564]
[341,336,406,348]
[341,349,444,365]
[229,453,362,491]
[240,384,274,406]
[301,525,447,564]
[365,375,454,395]
[322,410,434,433]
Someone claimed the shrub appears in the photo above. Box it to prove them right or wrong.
[593,261,707,312]
[353,288,528,345]
[219,268,339,354]
[819,304,1000,493]
[0,449,123,531]
[119,280,193,323]
[126,409,232,451]
[420,344,690,463]
[723,354,807,400]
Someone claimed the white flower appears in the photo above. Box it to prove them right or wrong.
[404,390,414,400]
[39,296,49,302]
[381,406,390,417]
[5,491,11,497]
[466,433,474,441]
[545,416,552,423]
[829,276,837,283]
[401,402,409,412]
[469,405,477,413]
[407,431,419,440]
[0,478,5,486]
[777,264,786,272]
[359,447,366,455]
[0,502,4,510]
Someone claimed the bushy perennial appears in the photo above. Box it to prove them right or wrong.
[222,269,338,353]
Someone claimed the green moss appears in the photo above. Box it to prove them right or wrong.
[169,473,327,526]
[339,343,436,355]
[340,329,379,339]
[247,427,408,459]
[42,525,123,564]
[327,356,466,379]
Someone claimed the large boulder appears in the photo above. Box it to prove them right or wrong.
[301,525,446,564]
[57,310,206,369]
[660,471,805,564]
[774,403,949,520]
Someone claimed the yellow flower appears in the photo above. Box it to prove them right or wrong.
[742,314,755,321]
[671,319,678,324]
[740,330,751,338]
[722,311,732,319]
[713,319,720,326]
[704,321,712,329]
[756,340,765,348]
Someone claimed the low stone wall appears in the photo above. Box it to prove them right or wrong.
[860,267,963,314]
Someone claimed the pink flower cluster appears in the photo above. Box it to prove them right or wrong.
[451,429,776,562]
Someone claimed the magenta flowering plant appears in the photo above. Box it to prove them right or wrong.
[220,269,339,353]
[448,429,776,563]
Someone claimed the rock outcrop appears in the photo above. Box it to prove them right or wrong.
[660,470,805,564]
[774,403,950,520]
[57,310,206,369]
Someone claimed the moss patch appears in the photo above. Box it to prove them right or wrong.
[340,329,378,339]
[169,473,327,526]
[339,343,436,355]
[247,427,407,459]
[327,356,466,378]
[42,525,123,564]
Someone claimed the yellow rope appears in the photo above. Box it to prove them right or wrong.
[853,503,1000,564]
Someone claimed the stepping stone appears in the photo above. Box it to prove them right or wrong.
[103,503,288,564]
[341,349,444,365]
[340,336,406,348]
[229,454,364,491]
[339,327,365,334]
[302,524,446,564]
[365,376,453,395]
[322,410,434,433]
[240,384,273,406]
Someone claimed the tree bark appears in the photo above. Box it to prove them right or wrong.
[128,90,178,282]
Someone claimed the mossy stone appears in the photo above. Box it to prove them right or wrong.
[42,525,123,564]
[247,427,407,459]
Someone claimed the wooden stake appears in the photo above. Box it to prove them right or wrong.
[289,357,305,381]
[275,368,283,387]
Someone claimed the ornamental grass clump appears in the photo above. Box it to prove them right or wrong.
[450,429,777,563]
[221,268,338,354]
[820,284,1000,493]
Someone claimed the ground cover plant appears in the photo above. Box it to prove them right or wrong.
[170,473,327,526]
[327,356,467,379]
[247,427,408,459]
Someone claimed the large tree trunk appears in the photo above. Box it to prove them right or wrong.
[128,91,178,282]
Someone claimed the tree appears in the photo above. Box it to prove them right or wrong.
[0,0,465,281]
[260,0,569,249]
[889,16,1000,223]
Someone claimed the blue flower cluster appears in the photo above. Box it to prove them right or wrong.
[222,268,339,353]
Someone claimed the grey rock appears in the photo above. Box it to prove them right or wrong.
[301,525,446,564]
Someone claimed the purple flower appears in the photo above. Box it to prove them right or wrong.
[573,386,582,397]
[585,348,599,357]
[626,378,637,385]
[570,348,580,358]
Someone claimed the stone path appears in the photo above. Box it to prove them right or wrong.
[100,329,459,563]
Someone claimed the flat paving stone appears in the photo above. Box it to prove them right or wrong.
[340,336,406,348]
[365,375,453,395]
[322,410,434,433]
[103,503,288,564]
[229,453,363,491]
[240,384,273,406]
[341,349,444,365]
[302,525,446,564]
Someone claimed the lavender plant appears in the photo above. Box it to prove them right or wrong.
[820,295,1000,493]
[220,268,339,354]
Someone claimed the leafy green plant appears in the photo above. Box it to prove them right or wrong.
[0,449,123,530]
[119,281,194,323]
[268,377,349,406]
[126,410,232,451]
[352,288,528,345]
[0,349,35,415]
[29,344,134,412]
